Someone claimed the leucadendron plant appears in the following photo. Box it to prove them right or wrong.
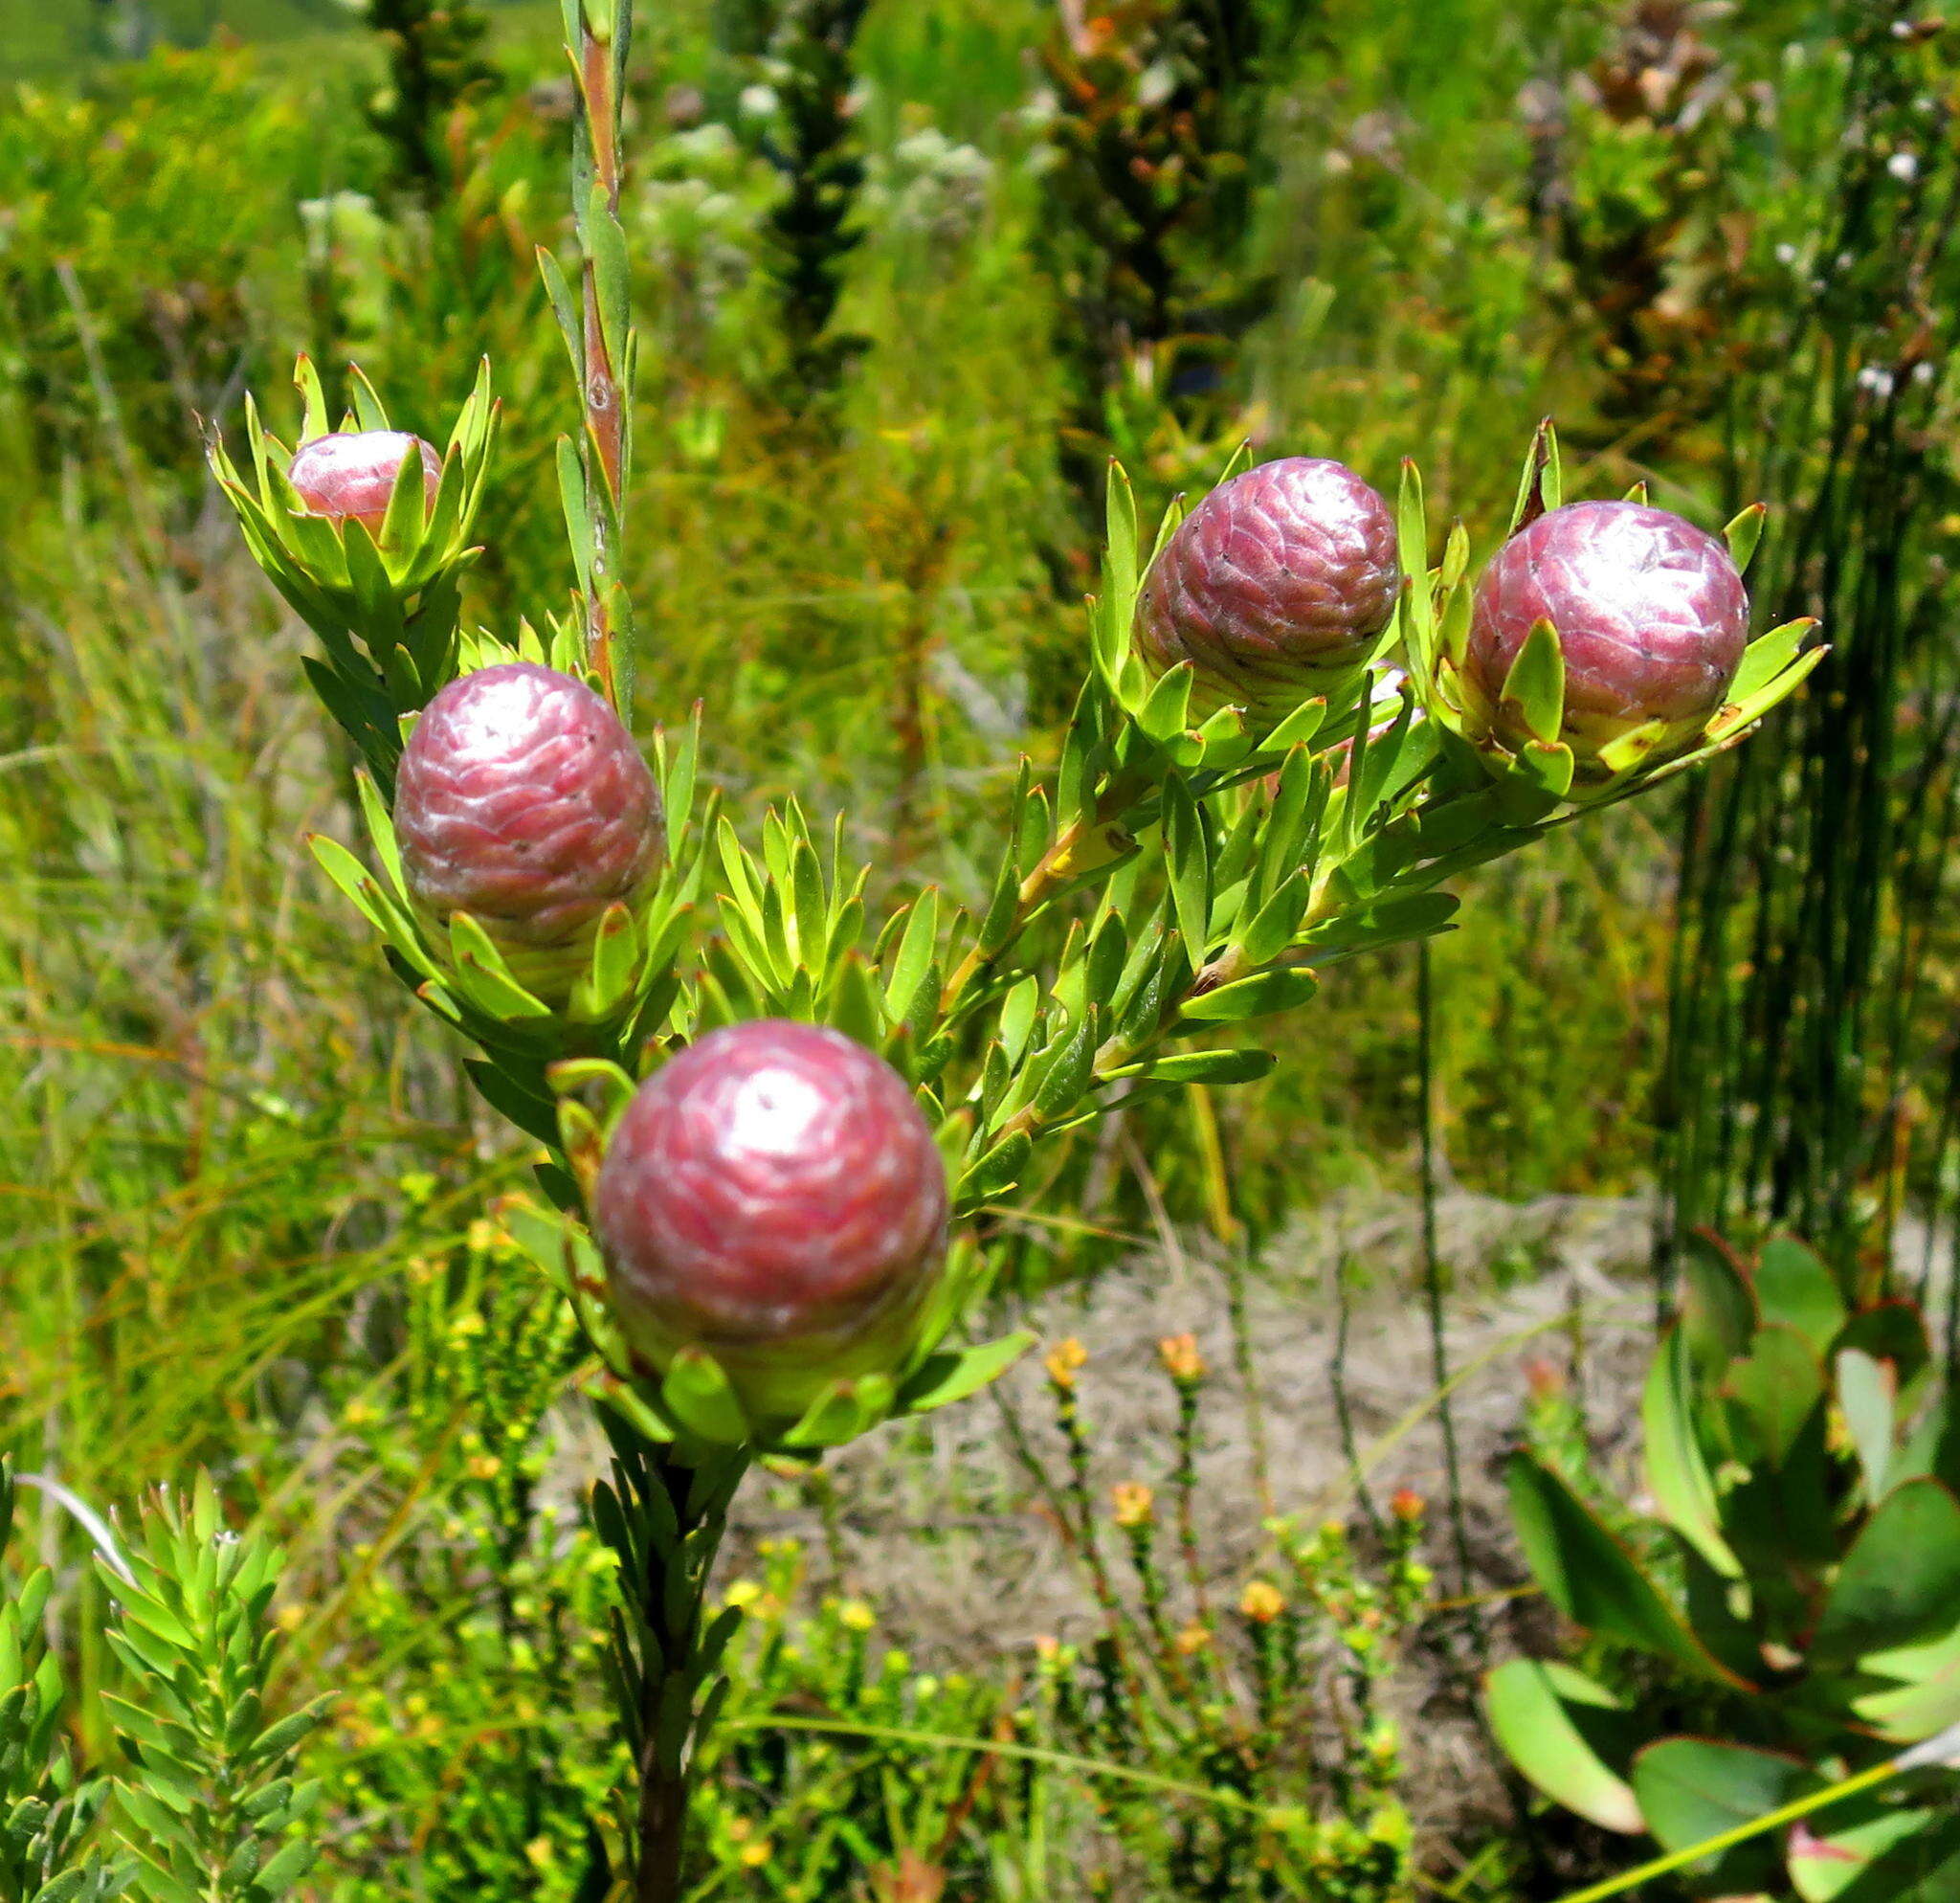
[1491,1233,1960,1898]
[207,5,1819,1892]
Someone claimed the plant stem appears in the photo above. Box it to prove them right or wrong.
[589,1419,748,1902]
[568,0,637,715]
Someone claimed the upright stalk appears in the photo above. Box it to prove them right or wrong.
[589,1418,749,1901]
[550,8,745,1891]
[554,0,639,715]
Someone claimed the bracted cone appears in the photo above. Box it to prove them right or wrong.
[595,1020,950,1427]
[1466,500,1750,772]
[1136,457,1402,718]
[394,662,664,1001]
[289,430,441,536]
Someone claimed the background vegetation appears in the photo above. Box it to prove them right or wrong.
[3,0,1957,1895]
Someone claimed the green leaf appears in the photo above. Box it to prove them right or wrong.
[1161,774,1213,960]
[958,1131,1032,1205]
[1727,616,1817,707]
[1483,1660,1643,1835]
[1305,891,1459,958]
[1810,1478,1960,1666]
[1504,1452,1740,1683]
[1096,461,1140,683]
[1721,1322,1825,1468]
[996,976,1041,1066]
[1632,1737,1815,1892]
[1106,1048,1276,1087]
[569,903,640,1020]
[1499,619,1567,746]
[779,1377,893,1450]
[1680,1228,1757,1374]
[1724,502,1768,575]
[1032,1007,1099,1122]
[1138,661,1195,743]
[1239,868,1312,968]
[448,913,555,1021]
[251,1835,319,1898]
[1838,1348,1897,1502]
[1178,967,1319,1023]
[1791,1803,1960,1903]
[884,890,939,1024]
[1642,1326,1740,1578]
[1395,459,1433,667]
[897,1332,1036,1415]
[463,1061,561,1147]
[659,1349,752,1447]
[1854,1620,1960,1741]
[1505,417,1561,534]
[1754,1234,1846,1353]
[557,437,594,597]
[1258,696,1326,755]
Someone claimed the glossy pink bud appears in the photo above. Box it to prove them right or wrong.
[1136,457,1402,716]
[289,430,441,535]
[1466,501,1749,769]
[394,662,663,1000]
[596,1020,950,1425]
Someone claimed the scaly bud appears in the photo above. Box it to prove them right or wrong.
[394,662,664,1002]
[595,1020,951,1427]
[1136,457,1401,717]
[1465,501,1749,772]
[289,430,441,536]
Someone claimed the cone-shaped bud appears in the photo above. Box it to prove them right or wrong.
[1136,457,1402,716]
[596,1020,950,1427]
[394,662,663,1001]
[1466,501,1749,771]
[289,430,441,535]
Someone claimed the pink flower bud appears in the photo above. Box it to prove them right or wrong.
[393,663,663,1000]
[1466,501,1749,769]
[595,1020,950,1425]
[1136,457,1402,715]
[289,430,441,535]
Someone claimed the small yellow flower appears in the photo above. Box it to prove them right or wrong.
[523,1836,557,1872]
[1175,1622,1212,1655]
[1158,1332,1206,1384]
[1045,1337,1088,1389]
[839,1600,876,1633]
[1240,1579,1286,1624]
[467,1453,502,1481]
[724,1578,764,1611]
[1111,1482,1155,1528]
[740,1840,772,1868]
[467,1218,501,1255]
[343,1399,380,1429]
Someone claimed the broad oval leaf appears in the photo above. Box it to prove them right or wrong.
[1483,1659,1643,1834]
[1505,1452,1743,1685]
